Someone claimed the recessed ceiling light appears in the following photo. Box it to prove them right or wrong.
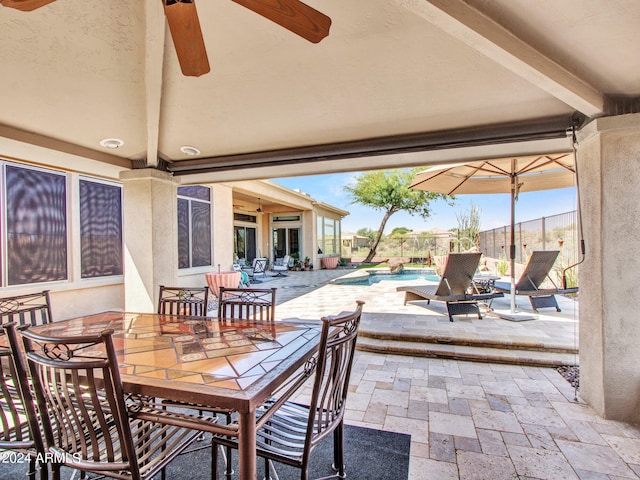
[99,138,124,149]
[180,145,201,156]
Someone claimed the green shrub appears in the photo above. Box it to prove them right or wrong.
[496,257,509,276]
[556,266,578,289]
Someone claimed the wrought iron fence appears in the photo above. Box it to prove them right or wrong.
[479,210,580,285]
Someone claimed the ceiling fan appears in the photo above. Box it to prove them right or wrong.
[165,0,332,77]
[0,0,55,10]
[1,0,332,77]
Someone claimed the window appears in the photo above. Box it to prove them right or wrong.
[323,218,335,255]
[234,213,257,223]
[177,186,211,269]
[272,215,300,222]
[316,215,341,256]
[79,179,123,278]
[4,164,68,285]
[0,163,126,286]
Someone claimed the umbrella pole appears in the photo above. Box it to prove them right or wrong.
[510,172,517,313]
[496,166,535,322]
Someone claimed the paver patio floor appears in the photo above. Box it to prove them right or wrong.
[257,268,639,480]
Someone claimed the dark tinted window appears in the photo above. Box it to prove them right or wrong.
[80,180,123,278]
[5,165,68,285]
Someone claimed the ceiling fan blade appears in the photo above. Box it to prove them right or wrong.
[163,1,211,77]
[0,0,56,11]
[231,0,331,44]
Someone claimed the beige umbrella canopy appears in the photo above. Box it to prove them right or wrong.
[410,153,576,315]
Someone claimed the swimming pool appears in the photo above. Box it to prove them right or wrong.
[334,269,439,286]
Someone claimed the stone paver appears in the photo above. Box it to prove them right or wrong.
[269,268,640,480]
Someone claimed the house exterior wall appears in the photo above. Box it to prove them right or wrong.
[0,161,127,321]
[0,166,347,321]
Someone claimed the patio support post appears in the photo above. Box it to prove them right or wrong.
[577,112,640,424]
[120,169,179,312]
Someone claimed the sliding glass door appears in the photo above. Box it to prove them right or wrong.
[234,226,256,263]
[272,227,301,260]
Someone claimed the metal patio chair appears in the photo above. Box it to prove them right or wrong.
[271,255,290,277]
[0,291,53,326]
[158,285,209,316]
[217,287,276,322]
[1,322,47,480]
[245,257,268,282]
[19,326,216,480]
[211,300,365,480]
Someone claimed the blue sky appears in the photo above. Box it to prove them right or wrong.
[272,172,579,234]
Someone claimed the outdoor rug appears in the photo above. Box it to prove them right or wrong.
[2,425,411,479]
[202,424,412,480]
[250,274,279,284]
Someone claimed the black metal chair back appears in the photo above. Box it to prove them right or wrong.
[296,301,364,475]
[211,300,364,480]
[217,287,276,322]
[158,285,209,316]
[248,257,268,281]
[0,323,47,480]
[0,291,53,326]
[20,327,202,480]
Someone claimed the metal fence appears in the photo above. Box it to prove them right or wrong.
[479,210,580,276]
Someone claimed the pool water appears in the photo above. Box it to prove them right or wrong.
[337,269,439,286]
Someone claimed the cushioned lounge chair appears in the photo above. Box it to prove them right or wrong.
[271,254,290,276]
[493,250,578,312]
[397,252,503,321]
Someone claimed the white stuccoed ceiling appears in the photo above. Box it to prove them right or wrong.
[0,0,638,182]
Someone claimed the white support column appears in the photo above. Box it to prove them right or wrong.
[578,113,640,423]
[120,169,179,312]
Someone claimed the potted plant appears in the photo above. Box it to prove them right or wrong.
[304,256,310,269]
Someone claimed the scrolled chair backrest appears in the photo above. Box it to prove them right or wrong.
[0,290,53,326]
[0,322,46,464]
[19,327,141,476]
[305,300,364,444]
[158,285,209,316]
[217,287,276,322]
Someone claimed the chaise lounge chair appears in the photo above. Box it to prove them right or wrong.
[493,250,578,312]
[397,252,503,321]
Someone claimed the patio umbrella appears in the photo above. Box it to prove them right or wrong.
[409,153,576,317]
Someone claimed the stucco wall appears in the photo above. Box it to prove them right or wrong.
[51,285,124,321]
[121,169,179,312]
[578,113,640,423]
[210,183,236,271]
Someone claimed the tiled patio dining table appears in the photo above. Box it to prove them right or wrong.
[25,311,323,480]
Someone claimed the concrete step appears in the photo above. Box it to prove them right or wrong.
[356,336,578,368]
[358,329,577,354]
